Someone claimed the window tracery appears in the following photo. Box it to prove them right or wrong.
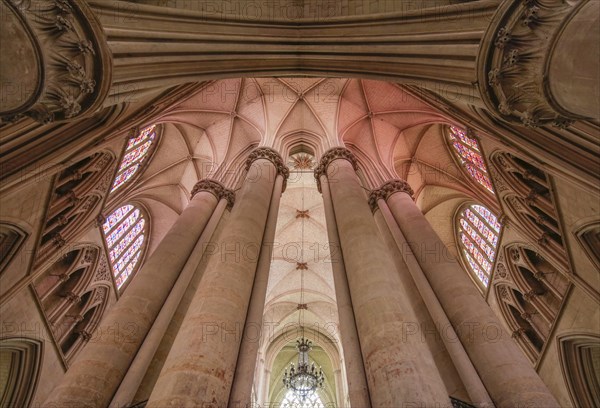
[447,126,494,193]
[110,124,157,193]
[490,151,567,267]
[493,245,569,362]
[32,246,110,363]
[457,204,502,288]
[37,152,115,262]
[101,204,148,289]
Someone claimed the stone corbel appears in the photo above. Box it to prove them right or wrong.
[1,0,112,124]
[477,0,588,127]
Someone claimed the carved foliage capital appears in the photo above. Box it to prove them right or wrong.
[368,179,414,212]
[314,147,358,193]
[191,179,235,209]
[244,147,290,184]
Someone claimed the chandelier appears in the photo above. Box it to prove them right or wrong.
[282,163,325,400]
[283,338,325,399]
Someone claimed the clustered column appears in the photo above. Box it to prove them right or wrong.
[147,147,289,407]
[314,148,449,406]
[374,179,560,408]
[43,179,232,408]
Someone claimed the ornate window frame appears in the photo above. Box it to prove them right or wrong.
[454,202,503,292]
[445,125,495,195]
[493,243,570,364]
[31,244,111,365]
[36,151,115,262]
[100,202,150,293]
[108,123,162,199]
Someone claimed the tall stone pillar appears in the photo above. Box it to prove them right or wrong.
[380,179,560,408]
[111,189,234,407]
[43,180,228,408]
[314,148,449,407]
[370,184,493,407]
[228,173,284,407]
[147,147,289,407]
[319,172,371,408]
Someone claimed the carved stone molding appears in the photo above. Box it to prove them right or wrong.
[314,147,358,192]
[368,179,414,212]
[0,223,28,275]
[244,147,290,191]
[477,0,585,127]
[191,179,235,210]
[1,0,112,123]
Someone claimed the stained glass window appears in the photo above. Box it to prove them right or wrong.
[448,126,494,193]
[457,204,502,288]
[281,390,324,408]
[110,124,157,193]
[101,204,147,289]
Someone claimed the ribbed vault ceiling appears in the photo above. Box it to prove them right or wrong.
[115,77,497,400]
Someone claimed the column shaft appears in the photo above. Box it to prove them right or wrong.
[320,174,371,408]
[147,150,287,407]
[320,154,449,406]
[43,187,221,408]
[228,174,284,406]
[375,197,493,407]
[387,190,560,407]
[111,197,228,407]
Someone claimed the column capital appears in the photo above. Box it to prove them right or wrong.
[244,147,290,190]
[368,179,414,212]
[191,179,235,209]
[314,147,358,192]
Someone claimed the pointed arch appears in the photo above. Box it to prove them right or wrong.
[36,151,115,262]
[32,245,110,364]
[0,337,43,408]
[0,222,28,275]
[100,203,150,290]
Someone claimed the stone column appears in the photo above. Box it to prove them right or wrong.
[43,180,227,408]
[319,173,371,408]
[228,173,284,407]
[370,185,493,407]
[381,180,560,408]
[111,190,234,407]
[147,147,289,407]
[478,0,599,126]
[314,148,449,407]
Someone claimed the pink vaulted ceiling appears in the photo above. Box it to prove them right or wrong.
[338,79,448,184]
[123,77,498,269]
[156,78,265,168]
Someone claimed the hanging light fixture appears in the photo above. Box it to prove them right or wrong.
[282,163,325,400]
[282,337,325,399]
